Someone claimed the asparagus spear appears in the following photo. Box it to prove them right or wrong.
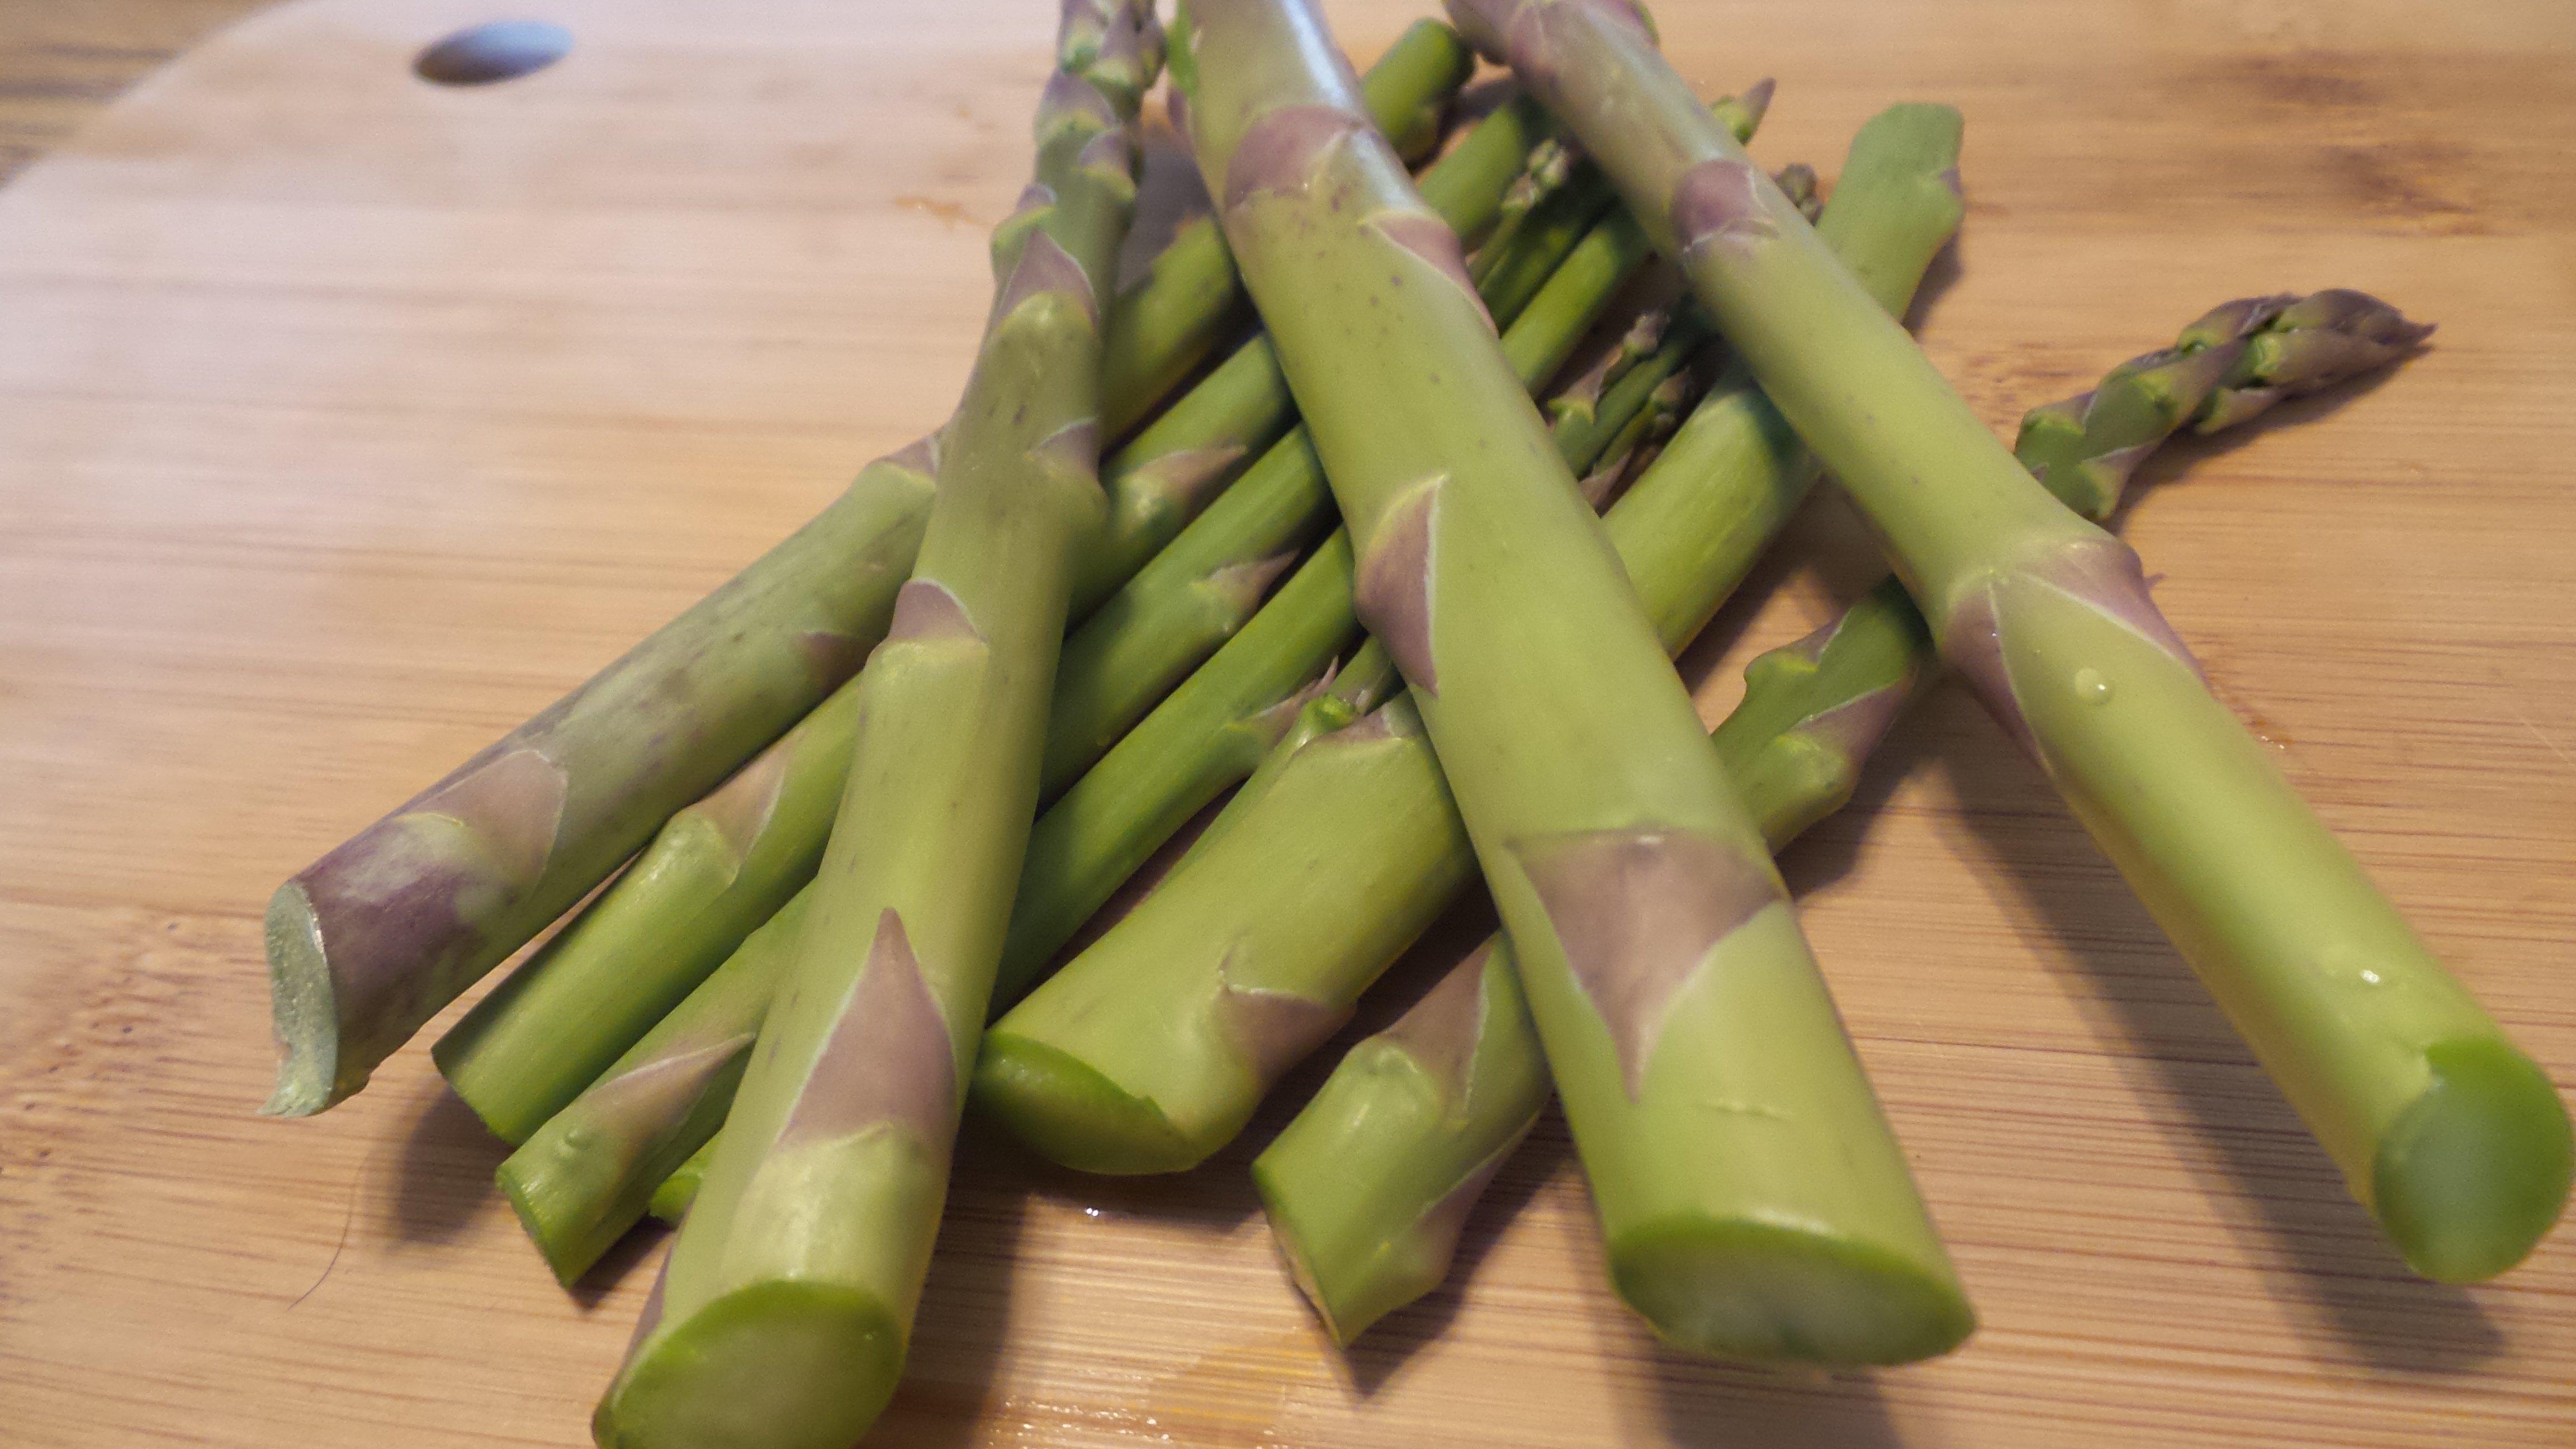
[431,37,1526,1145]
[510,255,1709,1282]
[1037,88,1771,802]
[1258,291,2434,1343]
[1100,18,1472,437]
[594,7,1157,1443]
[1457,0,2570,1285]
[261,444,936,1119]
[972,102,1954,1189]
[261,25,1465,1125]
[1143,0,1967,1363]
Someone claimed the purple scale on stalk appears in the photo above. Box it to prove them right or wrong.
[1352,476,1443,695]
[1510,827,1782,1099]
[776,910,959,1149]
[1222,103,1366,214]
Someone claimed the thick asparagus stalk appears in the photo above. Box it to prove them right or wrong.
[1101,19,1470,435]
[1258,291,2432,1343]
[972,101,1955,1192]
[1035,89,1770,808]
[1459,0,2570,1285]
[594,7,1157,1443]
[430,35,1519,1144]
[261,25,1462,1125]
[1143,0,1966,1363]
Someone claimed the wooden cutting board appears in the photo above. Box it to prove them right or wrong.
[4,0,2572,1444]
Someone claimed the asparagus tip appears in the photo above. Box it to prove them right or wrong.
[1738,77,1776,127]
[261,882,344,1117]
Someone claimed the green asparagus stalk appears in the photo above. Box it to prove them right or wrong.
[1101,18,1469,435]
[971,102,1957,1208]
[1460,0,2570,1285]
[430,35,1521,1145]
[1257,291,2432,1343]
[516,247,1712,1281]
[594,6,1157,1443]
[261,443,937,1119]
[261,26,1464,1126]
[1037,89,1770,803]
[1128,0,1968,1364]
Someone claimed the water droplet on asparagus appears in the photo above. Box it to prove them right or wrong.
[2074,667,2113,704]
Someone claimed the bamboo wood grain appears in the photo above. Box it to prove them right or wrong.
[1,0,2572,1445]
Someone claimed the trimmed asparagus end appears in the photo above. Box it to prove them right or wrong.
[972,1032,1202,1174]
[262,881,347,1117]
[1255,1168,1362,1348]
[2373,1038,2573,1284]
[594,1281,905,1449]
[1607,1217,1976,1366]
[494,1155,590,1278]
[498,1152,610,1288]
[1252,1109,1502,1347]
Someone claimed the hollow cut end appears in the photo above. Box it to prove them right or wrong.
[1608,1215,1976,1366]
[496,1153,607,1290]
[970,1032,1201,1175]
[2374,1038,2574,1284]
[593,1281,905,1449]
[261,881,347,1117]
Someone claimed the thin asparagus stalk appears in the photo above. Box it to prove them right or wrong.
[970,105,1957,1207]
[1257,291,2432,1343]
[1130,0,1967,1363]
[261,443,936,1119]
[1457,0,2570,1285]
[514,252,1709,1280]
[432,37,1527,1145]
[262,26,1464,1125]
[1101,18,1469,435]
[593,5,1157,1442]
[1038,89,1771,803]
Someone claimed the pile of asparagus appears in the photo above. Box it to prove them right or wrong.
[258,0,2572,1442]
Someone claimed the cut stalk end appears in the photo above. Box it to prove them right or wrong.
[1252,1169,1359,1347]
[496,1154,603,1289]
[971,1032,1202,1173]
[2373,1038,2574,1284]
[595,1281,906,1449]
[1608,1216,1976,1366]
[261,881,347,1117]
